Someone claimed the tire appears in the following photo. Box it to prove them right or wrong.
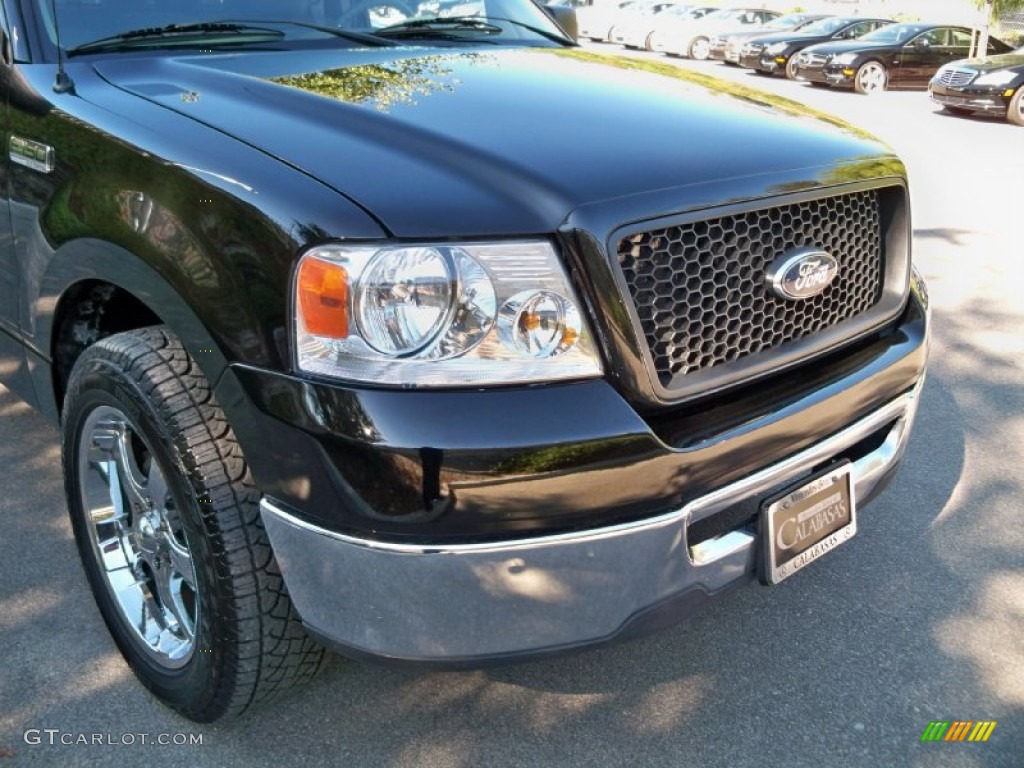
[785,57,800,80]
[689,37,711,60]
[1009,87,1024,126]
[62,327,326,722]
[854,61,887,95]
[942,105,972,117]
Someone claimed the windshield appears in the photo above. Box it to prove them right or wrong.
[699,9,734,22]
[704,8,761,23]
[763,13,813,31]
[666,6,706,19]
[45,0,569,52]
[859,23,928,44]
[797,17,850,36]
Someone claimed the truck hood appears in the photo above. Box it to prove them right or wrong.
[94,46,887,238]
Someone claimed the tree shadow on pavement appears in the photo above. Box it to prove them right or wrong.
[1,289,1021,767]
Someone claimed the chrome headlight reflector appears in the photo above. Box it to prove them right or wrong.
[765,42,789,55]
[295,241,603,386]
[355,246,459,356]
[832,52,858,66]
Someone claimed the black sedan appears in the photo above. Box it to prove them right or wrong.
[930,49,1024,125]
[709,13,830,64]
[794,23,1014,94]
[739,16,892,79]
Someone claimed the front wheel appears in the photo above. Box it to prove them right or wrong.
[1008,87,1024,126]
[785,57,801,80]
[62,327,326,722]
[854,61,887,95]
[688,37,711,60]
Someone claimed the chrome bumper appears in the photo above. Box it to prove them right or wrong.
[261,383,923,663]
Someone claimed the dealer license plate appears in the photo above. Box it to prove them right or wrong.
[761,463,856,585]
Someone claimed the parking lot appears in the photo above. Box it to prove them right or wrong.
[2,44,1022,768]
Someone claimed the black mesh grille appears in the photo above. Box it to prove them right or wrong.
[618,190,884,387]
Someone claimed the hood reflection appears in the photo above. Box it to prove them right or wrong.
[273,54,495,112]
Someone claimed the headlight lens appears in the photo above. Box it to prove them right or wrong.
[498,291,582,358]
[355,247,457,355]
[974,70,1016,86]
[295,241,603,386]
[765,42,789,55]
[832,52,858,65]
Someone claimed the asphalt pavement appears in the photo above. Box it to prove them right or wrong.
[1,47,1021,768]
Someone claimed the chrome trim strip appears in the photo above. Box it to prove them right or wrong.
[690,528,756,566]
[261,383,922,558]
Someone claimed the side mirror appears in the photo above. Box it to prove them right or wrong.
[543,5,579,42]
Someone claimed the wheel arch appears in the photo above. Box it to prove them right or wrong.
[33,239,231,423]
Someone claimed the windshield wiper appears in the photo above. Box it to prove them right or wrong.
[245,19,395,47]
[374,16,504,38]
[487,16,576,45]
[67,22,285,56]
[376,15,573,44]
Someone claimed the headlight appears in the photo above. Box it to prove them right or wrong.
[832,53,859,66]
[744,42,764,53]
[974,70,1016,86]
[765,42,789,55]
[295,241,604,386]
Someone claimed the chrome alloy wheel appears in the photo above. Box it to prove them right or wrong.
[78,405,198,668]
[856,62,886,94]
[690,37,711,60]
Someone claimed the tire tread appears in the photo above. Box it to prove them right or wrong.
[68,327,326,721]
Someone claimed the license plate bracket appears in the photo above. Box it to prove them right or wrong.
[760,462,856,585]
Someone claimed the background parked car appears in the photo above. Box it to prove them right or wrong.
[795,23,1013,95]
[741,16,893,79]
[930,47,1024,126]
[610,1,691,48]
[578,0,640,42]
[650,7,783,59]
[709,13,830,64]
[615,4,715,50]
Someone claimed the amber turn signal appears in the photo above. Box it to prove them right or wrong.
[297,257,349,338]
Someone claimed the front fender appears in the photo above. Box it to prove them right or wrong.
[30,239,231,423]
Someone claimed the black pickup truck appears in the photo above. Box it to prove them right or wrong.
[0,0,928,722]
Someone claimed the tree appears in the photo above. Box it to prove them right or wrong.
[974,0,1024,17]
[973,0,1024,54]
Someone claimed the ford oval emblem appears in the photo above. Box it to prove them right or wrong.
[766,248,839,301]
